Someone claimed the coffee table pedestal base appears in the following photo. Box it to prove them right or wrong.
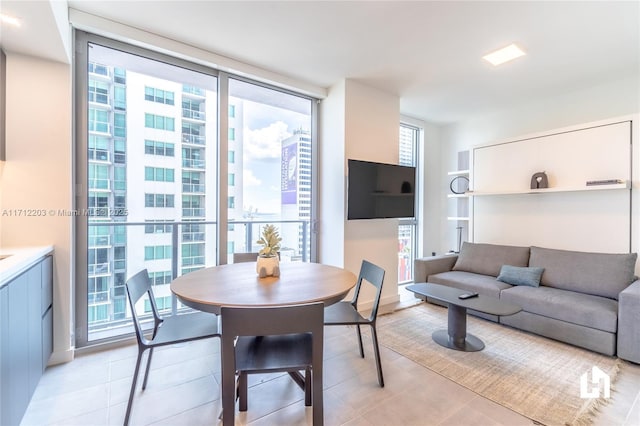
[432,330,485,352]
[431,303,485,352]
[406,283,522,353]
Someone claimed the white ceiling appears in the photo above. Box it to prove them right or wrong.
[1,1,638,124]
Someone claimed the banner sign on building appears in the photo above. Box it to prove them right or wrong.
[281,142,297,204]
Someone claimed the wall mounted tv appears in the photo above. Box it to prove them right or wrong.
[347,159,416,220]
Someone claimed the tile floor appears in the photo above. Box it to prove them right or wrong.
[22,289,640,426]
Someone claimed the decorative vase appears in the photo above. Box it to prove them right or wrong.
[256,255,280,277]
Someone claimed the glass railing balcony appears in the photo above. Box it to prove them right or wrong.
[89,93,111,106]
[89,149,111,163]
[182,256,205,266]
[114,153,126,164]
[89,123,111,135]
[181,134,205,145]
[181,265,204,275]
[113,286,126,297]
[88,63,112,78]
[88,262,110,276]
[89,180,111,191]
[88,291,110,304]
[182,109,206,121]
[182,183,205,193]
[88,235,111,247]
[182,158,205,169]
[182,85,205,96]
[182,207,205,217]
[182,232,206,242]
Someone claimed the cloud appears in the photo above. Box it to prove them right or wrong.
[243,169,262,187]
[243,121,291,160]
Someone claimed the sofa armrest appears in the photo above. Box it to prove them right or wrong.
[618,279,640,363]
[414,254,458,283]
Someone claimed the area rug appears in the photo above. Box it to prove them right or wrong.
[374,303,623,426]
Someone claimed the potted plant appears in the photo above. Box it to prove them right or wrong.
[256,224,281,277]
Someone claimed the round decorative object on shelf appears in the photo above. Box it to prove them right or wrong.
[449,175,469,194]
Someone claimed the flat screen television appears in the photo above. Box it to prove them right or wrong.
[347,159,416,220]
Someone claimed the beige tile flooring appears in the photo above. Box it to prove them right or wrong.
[22,290,640,426]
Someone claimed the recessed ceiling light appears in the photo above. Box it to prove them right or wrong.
[0,13,21,27]
[483,43,526,66]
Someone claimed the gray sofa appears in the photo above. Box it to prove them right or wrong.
[414,242,640,363]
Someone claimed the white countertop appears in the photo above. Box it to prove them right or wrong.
[0,245,54,287]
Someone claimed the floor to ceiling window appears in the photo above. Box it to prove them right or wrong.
[398,123,420,284]
[75,32,318,346]
[226,78,314,263]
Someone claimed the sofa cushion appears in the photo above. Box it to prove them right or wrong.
[500,285,618,333]
[497,265,544,287]
[452,242,530,277]
[429,271,512,298]
[529,246,637,300]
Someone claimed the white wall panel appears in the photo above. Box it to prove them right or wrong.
[474,191,630,252]
[473,121,631,192]
[472,120,632,253]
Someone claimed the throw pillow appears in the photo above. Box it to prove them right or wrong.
[496,265,545,287]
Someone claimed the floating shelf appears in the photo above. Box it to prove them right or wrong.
[447,169,470,176]
[447,217,470,221]
[468,181,630,197]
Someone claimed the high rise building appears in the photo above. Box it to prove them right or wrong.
[87,61,225,335]
[280,129,312,261]
[87,62,128,328]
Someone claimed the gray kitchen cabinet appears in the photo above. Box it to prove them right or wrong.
[0,255,53,425]
[8,268,29,425]
[27,262,43,398]
[41,255,53,369]
[0,285,8,425]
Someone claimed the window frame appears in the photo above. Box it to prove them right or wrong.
[74,30,319,348]
[398,122,421,284]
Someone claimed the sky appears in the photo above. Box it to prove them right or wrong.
[239,99,311,215]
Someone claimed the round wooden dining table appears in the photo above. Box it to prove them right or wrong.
[170,261,357,314]
[170,260,357,417]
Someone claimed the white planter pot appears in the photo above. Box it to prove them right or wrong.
[256,255,280,277]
